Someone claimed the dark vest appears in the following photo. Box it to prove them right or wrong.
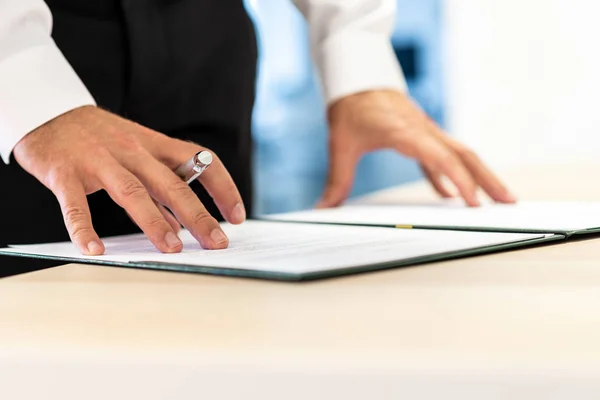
[0,0,257,272]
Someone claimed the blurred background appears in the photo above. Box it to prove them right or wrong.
[247,0,600,215]
[246,0,444,215]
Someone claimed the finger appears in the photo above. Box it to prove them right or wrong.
[420,165,454,198]
[122,153,228,250]
[95,158,183,253]
[427,125,516,203]
[317,143,361,208]
[455,149,517,203]
[197,155,246,224]
[413,136,480,207]
[153,139,245,225]
[53,179,104,255]
[157,203,181,232]
[126,201,182,232]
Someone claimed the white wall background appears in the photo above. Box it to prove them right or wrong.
[443,0,600,168]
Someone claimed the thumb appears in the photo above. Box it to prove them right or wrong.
[316,145,360,208]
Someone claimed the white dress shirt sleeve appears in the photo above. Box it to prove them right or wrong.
[292,0,407,105]
[0,0,96,164]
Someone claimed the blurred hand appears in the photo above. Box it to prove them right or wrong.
[13,106,246,255]
[317,90,517,208]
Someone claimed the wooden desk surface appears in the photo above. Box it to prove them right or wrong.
[1,163,600,399]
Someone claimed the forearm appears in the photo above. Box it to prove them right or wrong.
[291,0,407,105]
[0,0,95,164]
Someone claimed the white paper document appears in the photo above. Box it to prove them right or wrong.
[2,221,550,279]
[265,201,600,234]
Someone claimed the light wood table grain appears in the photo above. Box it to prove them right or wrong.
[1,163,600,400]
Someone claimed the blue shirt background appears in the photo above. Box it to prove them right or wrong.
[247,0,444,215]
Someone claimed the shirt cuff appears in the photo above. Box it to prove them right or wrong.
[0,44,96,164]
[316,31,408,105]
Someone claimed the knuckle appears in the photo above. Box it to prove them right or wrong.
[62,206,92,240]
[145,129,167,152]
[63,205,88,226]
[46,164,77,189]
[82,147,112,174]
[144,215,168,230]
[116,134,143,154]
[138,125,160,140]
[164,179,197,205]
[192,212,215,228]
[435,151,458,170]
[118,178,147,200]
[86,141,110,156]
[166,179,193,197]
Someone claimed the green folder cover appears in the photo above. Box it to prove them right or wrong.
[0,220,565,281]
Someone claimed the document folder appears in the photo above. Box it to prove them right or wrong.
[0,220,560,281]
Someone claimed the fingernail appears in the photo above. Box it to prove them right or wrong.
[210,229,228,246]
[87,241,103,255]
[165,231,182,249]
[506,192,518,203]
[467,195,480,207]
[231,203,246,224]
